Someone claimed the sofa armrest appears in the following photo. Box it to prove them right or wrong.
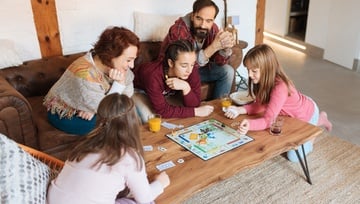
[0,76,38,148]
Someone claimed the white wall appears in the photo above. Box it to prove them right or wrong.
[265,0,360,70]
[0,0,40,61]
[358,35,360,60]
[264,0,289,36]
[0,0,256,66]
[305,0,331,48]
[322,0,360,69]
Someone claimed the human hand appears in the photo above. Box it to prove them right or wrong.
[194,105,214,117]
[238,119,249,135]
[155,171,170,188]
[77,110,95,121]
[109,68,126,84]
[213,30,235,50]
[224,106,240,119]
[219,30,235,49]
[165,77,190,92]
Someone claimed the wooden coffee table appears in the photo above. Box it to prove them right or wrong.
[140,99,323,203]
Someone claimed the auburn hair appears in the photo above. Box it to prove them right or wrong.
[93,26,140,68]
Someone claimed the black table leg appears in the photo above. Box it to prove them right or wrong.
[295,144,312,184]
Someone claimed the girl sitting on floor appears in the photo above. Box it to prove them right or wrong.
[224,44,332,162]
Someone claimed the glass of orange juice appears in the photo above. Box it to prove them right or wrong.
[148,114,161,133]
[221,94,232,112]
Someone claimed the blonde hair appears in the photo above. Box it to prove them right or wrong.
[68,93,144,171]
[243,44,293,104]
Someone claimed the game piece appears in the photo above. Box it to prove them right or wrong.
[158,146,167,152]
[198,138,207,145]
[143,145,153,151]
[189,133,198,140]
[156,161,176,171]
[166,119,254,160]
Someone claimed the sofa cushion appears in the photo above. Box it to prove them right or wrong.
[0,134,51,204]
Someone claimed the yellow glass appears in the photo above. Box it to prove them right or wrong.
[221,99,232,108]
[148,114,161,132]
[221,95,232,112]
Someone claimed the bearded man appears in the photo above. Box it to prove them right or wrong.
[159,0,236,99]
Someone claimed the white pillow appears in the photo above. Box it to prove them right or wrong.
[0,39,23,69]
[134,12,180,42]
[0,134,51,204]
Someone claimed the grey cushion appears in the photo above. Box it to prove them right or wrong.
[0,134,51,204]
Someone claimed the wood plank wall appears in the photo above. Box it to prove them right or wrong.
[31,0,62,57]
[29,1,265,58]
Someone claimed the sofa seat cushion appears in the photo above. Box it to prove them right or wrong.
[27,96,83,160]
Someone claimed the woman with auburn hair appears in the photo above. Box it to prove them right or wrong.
[44,26,140,135]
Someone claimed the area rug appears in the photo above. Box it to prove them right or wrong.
[183,133,360,204]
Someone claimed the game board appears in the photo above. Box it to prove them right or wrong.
[166,119,254,160]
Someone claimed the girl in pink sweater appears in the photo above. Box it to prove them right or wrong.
[47,93,170,204]
[224,44,332,162]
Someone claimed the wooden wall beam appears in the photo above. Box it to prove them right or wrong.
[31,0,62,57]
[255,0,265,45]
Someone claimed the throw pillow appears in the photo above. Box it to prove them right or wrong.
[0,39,23,69]
[134,11,179,42]
[0,134,51,204]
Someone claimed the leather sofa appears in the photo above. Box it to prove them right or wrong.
[0,41,246,160]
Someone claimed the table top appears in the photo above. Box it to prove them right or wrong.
[140,100,323,203]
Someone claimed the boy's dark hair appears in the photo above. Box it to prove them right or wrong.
[193,0,219,18]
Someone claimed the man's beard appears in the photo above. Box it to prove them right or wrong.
[191,25,209,40]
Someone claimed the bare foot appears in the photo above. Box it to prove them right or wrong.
[318,111,332,131]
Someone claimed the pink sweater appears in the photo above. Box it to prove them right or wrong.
[47,153,163,204]
[244,79,315,130]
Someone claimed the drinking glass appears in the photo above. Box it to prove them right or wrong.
[148,114,161,133]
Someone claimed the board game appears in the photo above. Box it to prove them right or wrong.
[165,119,254,160]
